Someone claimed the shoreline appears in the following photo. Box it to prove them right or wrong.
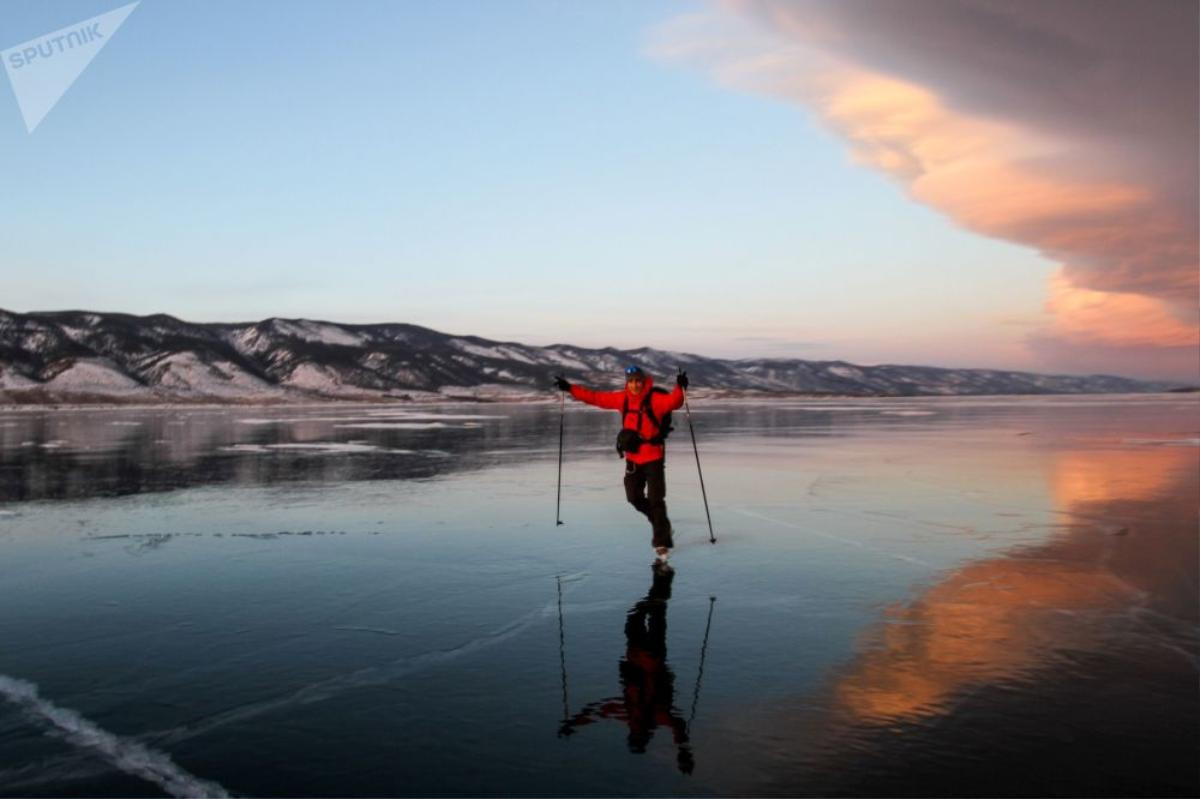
[0,389,1193,413]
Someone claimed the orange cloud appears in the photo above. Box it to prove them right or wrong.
[818,72,1147,228]
[1045,272,1197,349]
[652,0,1198,377]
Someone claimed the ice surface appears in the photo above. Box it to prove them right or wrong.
[0,396,1195,797]
[0,674,230,798]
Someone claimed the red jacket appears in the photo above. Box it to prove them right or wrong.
[569,375,685,464]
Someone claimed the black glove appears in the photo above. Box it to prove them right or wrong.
[676,371,689,390]
[554,375,571,392]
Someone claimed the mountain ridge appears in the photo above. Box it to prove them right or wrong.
[0,308,1184,404]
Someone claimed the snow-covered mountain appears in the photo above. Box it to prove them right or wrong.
[0,309,1182,404]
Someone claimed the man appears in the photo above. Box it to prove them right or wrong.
[554,365,689,565]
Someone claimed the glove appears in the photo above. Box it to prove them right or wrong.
[676,371,689,390]
[553,375,571,392]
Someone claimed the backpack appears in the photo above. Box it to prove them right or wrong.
[621,387,675,446]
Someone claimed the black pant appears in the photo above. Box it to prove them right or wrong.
[624,459,673,549]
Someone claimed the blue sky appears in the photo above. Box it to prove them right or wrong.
[1,0,1062,370]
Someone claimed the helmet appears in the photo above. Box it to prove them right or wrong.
[624,365,645,378]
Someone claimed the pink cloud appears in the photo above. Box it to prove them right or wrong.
[653,0,1198,379]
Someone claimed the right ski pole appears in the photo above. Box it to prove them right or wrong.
[679,368,715,543]
[556,388,565,526]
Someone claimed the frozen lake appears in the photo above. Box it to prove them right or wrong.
[0,395,1197,797]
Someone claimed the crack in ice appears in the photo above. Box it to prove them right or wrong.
[0,674,229,798]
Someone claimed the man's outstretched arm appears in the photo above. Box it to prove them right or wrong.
[554,375,624,410]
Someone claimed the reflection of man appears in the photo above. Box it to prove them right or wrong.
[558,567,694,774]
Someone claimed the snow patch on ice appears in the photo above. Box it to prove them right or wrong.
[234,412,499,426]
[334,422,451,429]
[218,444,270,453]
[219,442,392,454]
[265,442,381,453]
[235,417,350,425]
[360,411,502,420]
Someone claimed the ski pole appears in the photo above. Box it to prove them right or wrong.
[556,389,565,526]
[679,368,715,543]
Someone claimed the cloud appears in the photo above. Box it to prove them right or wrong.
[1043,271,1196,349]
[652,0,1198,378]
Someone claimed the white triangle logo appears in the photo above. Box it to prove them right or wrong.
[2,2,139,133]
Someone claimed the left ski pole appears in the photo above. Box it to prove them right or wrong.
[556,389,565,526]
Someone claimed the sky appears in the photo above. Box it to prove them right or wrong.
[1,0,1195,379]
